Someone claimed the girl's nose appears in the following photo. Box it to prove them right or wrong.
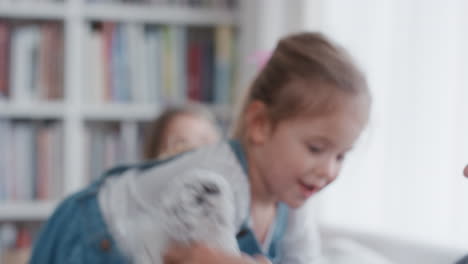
[317,158,338,183]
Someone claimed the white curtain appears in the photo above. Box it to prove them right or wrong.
[237,0,309,89]
[239,0,468,249]
[306,0,468,249]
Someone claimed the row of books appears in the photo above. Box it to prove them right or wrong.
[86,121,146,181]
[0,223,36,264]
[0,113,229,199]
[85,115,233,181]
[86,0,237,9]
[0,120,63,201]
[85,23,236,104]
[0,21,64,102]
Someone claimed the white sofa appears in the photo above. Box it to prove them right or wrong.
[320,225,466,264]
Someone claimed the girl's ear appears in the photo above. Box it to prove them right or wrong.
[244,101,272,145]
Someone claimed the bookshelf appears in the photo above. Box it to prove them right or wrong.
[0,0,244,227]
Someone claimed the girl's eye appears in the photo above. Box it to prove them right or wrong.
[308,145,322,154]
[337,153,346,162]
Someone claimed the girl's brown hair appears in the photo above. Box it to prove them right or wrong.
[143,103,218,159]
[234,32,370,139]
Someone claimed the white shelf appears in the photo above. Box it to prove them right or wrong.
[0,2,66,20]
[82,103,161,121]
[207,103,233,120]
[0,201,58,221]
[83,3,237,25]
[0,102,66,119]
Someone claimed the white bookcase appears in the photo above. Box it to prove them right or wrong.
[0,0,244,222]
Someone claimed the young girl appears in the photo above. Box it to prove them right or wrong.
[29,32,371,264]
[143,103,221,160]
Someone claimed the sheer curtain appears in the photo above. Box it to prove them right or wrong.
[306,0,468,249]
[239,0,468,249]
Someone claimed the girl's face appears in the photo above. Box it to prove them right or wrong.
[160,114,220,158]
[248,95,369,209]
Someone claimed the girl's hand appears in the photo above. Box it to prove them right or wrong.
[163,243,271,264]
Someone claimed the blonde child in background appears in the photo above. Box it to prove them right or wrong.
[29,32,371,264]
[143,103,221,160]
